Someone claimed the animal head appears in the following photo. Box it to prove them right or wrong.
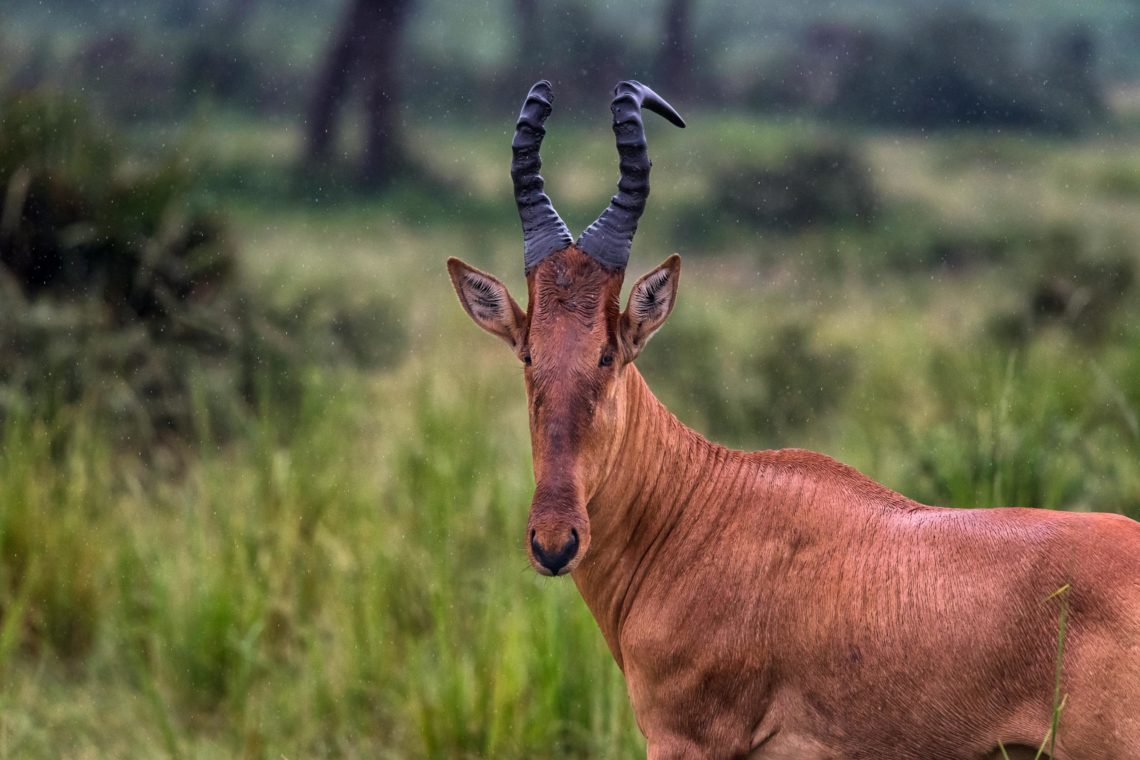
[448,80,685,576]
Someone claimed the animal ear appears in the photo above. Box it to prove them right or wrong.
[620,254,680,361]
[447,258,527,353]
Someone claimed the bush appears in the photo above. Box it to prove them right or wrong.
[833,215,1019,274]
[797,13,1104,133]
[714,142,877,231]
[881,348,1134,512]
[640,312,853,448]
[0,94,232,314]
[0,93,406,445]
[987,229,1136,345]
[673,139,877,248]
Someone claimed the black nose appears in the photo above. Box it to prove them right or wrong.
[530,529,579,575]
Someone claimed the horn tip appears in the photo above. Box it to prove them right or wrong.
[612,80,686,128]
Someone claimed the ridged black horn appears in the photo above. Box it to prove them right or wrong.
[577,81,685,270]
[512,81,573,272]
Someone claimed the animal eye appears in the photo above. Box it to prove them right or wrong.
[599,353,614,367]
[523,353,533,366]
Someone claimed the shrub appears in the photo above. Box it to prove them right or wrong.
[714,142,877,231]
[0,94,231,311]
[674,139,877,249]
[0,93,407,444]
[987,229,1136,346]
[798,13,1104,133]
[832,215,1019,275]
[640,312,853,448]
[882,349,1130,512]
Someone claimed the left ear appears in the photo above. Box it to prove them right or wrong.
[620,254,681,361]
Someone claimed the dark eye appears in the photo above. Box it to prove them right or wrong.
[599,353,614,368]
[523,353,532,366]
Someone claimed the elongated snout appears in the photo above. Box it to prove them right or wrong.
[527,482,590,576]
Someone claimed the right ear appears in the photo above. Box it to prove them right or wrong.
[447,258,527,354]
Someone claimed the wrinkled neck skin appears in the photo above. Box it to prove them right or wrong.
[571,363,724,668]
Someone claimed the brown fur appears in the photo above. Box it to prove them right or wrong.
[450,248,1140,759]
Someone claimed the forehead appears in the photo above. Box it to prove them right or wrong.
[528,248,621,331]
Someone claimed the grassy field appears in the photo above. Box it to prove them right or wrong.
[1,110,1139,757]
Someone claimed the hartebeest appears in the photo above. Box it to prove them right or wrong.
[447,81,1140,759]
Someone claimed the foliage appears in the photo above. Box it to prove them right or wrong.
[780,12,1105,133]
[671,136,877,250]
[0,371,644,758]
[989,235,1136,346]
[885,351,1111,511]
[0,93,406,444]
[710,141,877,232]
[641,311,854,448]
[2,0,1125,136]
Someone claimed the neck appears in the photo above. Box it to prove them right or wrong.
[572,366,731,667]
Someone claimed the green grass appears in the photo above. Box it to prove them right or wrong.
[0,369,643,757]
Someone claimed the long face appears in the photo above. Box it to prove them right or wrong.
[523,250,624,575]
[448,248,680,575]
[448,79,684,575]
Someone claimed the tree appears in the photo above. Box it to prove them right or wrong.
[659,0,694,102]
[1045,25,1105,126]
[305,0,415,188]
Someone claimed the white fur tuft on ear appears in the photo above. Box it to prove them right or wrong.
[447,257,526,353]
[631,267,673,323]
[463,271,509,323]
[622,254,681,359]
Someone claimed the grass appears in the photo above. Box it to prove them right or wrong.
[0,369,642,757]
[1043,585,1071,759]
[0,110,1138,756]
[998,584,1071,760]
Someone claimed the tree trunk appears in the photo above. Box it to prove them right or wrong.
[305,0,373,165]
[513,0,544,86]
[359,0,415,188]
[659,0,694,102]
[306,0,415,185]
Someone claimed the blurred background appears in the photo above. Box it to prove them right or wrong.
[1,0,1138,756]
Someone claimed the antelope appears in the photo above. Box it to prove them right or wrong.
[446,81,1140,759]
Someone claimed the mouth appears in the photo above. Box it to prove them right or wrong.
[530,555,579,577]
[532,564,573,577]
